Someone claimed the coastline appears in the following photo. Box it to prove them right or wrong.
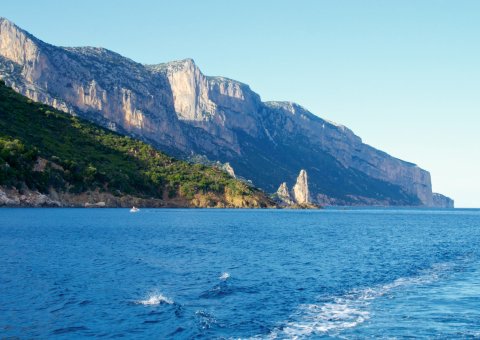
[0,187,281,209]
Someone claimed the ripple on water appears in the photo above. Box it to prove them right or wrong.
[52,326,88,335]
[195,310,218,330]
[200,282,235,299]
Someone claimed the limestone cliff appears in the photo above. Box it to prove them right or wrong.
[0,18,453,206]
[0,80,276,209]
[432,193,454,208]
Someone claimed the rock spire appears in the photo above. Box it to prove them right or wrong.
[276,182,294,205]
[292,169,311,204]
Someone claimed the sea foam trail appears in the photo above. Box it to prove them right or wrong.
[137,293,174,306]
[267,262,454,339]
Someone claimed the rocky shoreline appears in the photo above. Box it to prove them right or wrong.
[1,187,61,207]
[0,187,280,209]
[0,187,162,208]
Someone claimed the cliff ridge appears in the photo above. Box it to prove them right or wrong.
[0,18,453,207]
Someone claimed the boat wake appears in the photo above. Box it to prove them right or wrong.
[268,262,455,339]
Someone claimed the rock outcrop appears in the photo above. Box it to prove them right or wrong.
[0,18,454,206]
[0,189,19,206]
[0,187,61,207]
[292,170,311,204]
[275,170,319,208]
[222,162,236,178]
[432,193,454,208]
[276,182,295,205]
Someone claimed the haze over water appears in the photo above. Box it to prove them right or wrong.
[1,208,480,338]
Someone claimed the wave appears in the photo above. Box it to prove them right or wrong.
[200,275,259,299]
[52,326,88,335]
[200,273,233,298]
[267,262,455,339]
[136,292,174,306]
[200,282,234,299]
[219,272,231,281]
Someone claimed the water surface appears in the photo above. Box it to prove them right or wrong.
[1,208,479,338]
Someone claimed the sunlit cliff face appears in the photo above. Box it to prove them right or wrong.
[0,17,450,207]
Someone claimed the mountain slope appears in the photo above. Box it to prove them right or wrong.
[0,80,274,207]
[0,17,453,207]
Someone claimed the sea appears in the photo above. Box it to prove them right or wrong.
[1,208,480,339]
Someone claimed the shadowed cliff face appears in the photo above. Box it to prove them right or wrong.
[0,17,451,206]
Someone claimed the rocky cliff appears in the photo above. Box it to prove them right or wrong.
[0,80,275,208]
[432,193,454,209]
[0,18,453,206]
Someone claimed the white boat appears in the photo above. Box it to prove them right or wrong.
[130,206,140,213]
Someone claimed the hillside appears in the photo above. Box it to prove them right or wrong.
[0,81,274,208]
[0,18,453,207]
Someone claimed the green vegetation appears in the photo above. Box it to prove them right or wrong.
[0,80,272,207]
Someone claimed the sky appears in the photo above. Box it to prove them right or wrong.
[2,0,479,207]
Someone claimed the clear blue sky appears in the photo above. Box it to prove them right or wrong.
[2,0,479,207]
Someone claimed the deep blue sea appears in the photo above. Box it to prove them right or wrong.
[1,208,480,339]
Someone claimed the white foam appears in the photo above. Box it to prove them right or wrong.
[272,296,370,339]
[137,293,173,306]
[219,272,230,281]
[266,262,453,339]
